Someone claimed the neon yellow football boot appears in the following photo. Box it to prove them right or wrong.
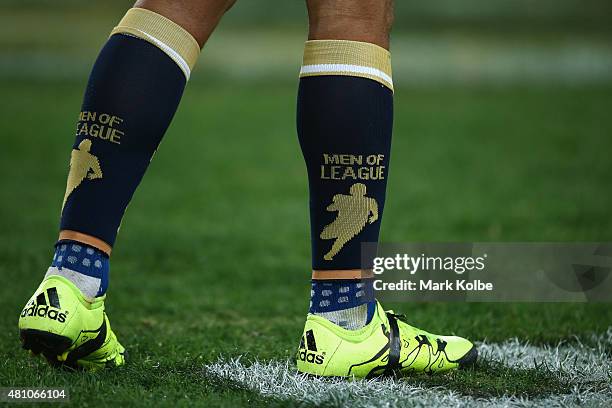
[18,274,125,370]
[296,301,477,377]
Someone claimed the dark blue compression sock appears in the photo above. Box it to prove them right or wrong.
[49,8,200,296]
[59,8,200,248]
[297,40,393,329]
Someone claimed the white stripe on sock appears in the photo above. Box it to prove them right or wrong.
[300,64,393,87]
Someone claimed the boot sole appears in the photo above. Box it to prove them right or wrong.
[20,329,72,367]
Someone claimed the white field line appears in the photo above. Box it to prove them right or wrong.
[478,329,612,384]
[203,328,611,408]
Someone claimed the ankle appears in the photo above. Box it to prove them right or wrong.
[309,279,375,330]
[48,240,109,298]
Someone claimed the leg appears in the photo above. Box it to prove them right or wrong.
[133,0,237,47]
[296,0,477,377]
[19,0,235,370]
[60,0,237,253]
[306,0,393,48]
[300,0,394,322]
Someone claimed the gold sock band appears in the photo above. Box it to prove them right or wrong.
[300,40,393,91]
[110,8,200,80]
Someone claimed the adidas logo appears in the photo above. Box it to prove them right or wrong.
[297,329,325,365]
[20,287,67,322]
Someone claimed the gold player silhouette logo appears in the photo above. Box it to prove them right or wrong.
[320,183,379,261]
[62,139,103,210]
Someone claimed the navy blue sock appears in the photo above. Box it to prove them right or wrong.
[47,240,109,299]
[297,41,393,328]
[59,8,200,248]
[297,41,393,271]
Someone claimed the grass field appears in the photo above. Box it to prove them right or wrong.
[1,2,612,406]
[0,80,611,406]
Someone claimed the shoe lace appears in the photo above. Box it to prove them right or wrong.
[385,311,408,324]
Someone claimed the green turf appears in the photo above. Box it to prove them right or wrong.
[1,80,611,405]
[406,360,572,399]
